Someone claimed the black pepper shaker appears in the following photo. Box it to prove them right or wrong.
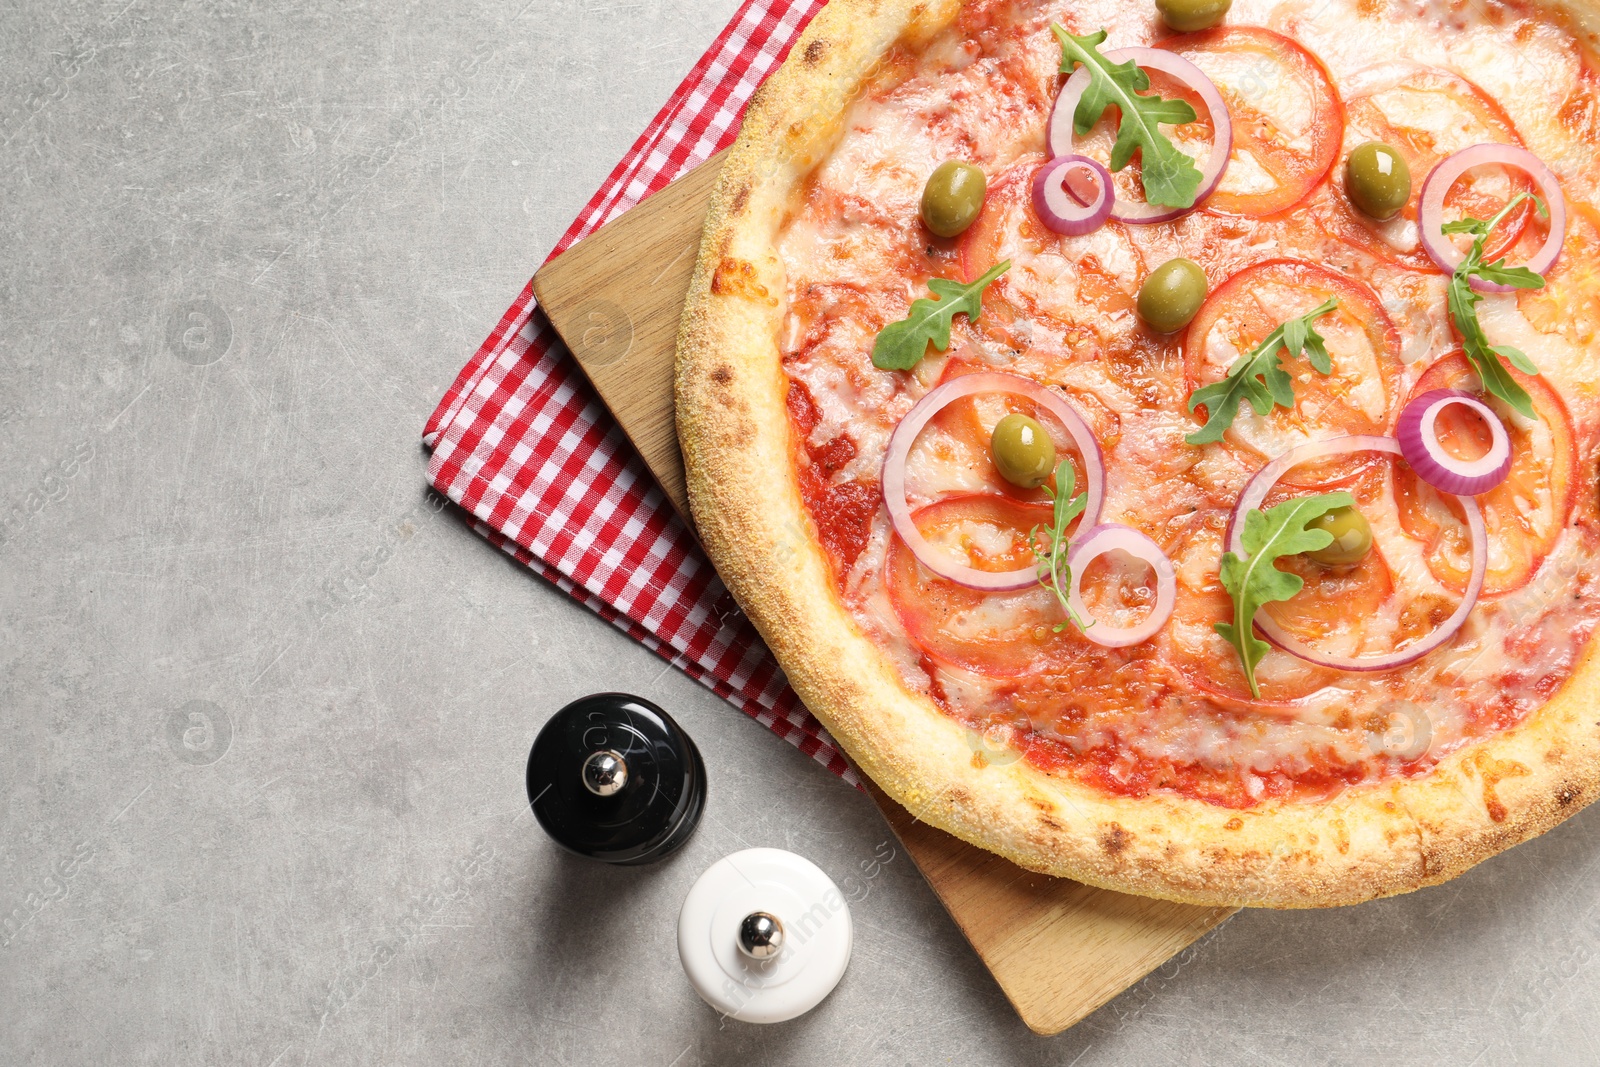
[526,692,706,864]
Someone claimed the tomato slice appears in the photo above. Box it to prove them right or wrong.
[886,495,1066,677]
[1315,64,1531,271]
[1393,352,1576,597]
[1158,28,1343,217]
[1161,510,1340,703]
[1054,60,1224,216]
[1266,546,1394,639]
[899,356,1094,505]
[1183,259,1402,482]
[1519,201,1600,347]
[957,158,1145,350]
[1260,464,1451,665]
[960,158,1038,286]
[956,158,1064,350]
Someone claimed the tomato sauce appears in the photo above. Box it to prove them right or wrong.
[788,381,880,579]
[776,0,1600,807]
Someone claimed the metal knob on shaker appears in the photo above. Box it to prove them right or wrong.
[526,692,706,865]
[737,912,785,960]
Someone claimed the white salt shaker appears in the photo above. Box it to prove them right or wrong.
[677,847,852,1023]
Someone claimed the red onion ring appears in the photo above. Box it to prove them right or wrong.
[1066,523,1177,647]
[1418,143,1566,292]
[1031,154,1114,236]
[1047,46,1233,224]
[883,372,1104,591]
[1396,389,1511,496]
[1227,435,1486,672]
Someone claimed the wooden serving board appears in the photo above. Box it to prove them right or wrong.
[531,152,1237,1035]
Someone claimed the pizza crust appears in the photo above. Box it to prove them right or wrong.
[675,0,1600,907]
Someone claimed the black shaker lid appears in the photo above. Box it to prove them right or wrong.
[527,693,706,865]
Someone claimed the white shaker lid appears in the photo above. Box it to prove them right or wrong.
[676,847,852,1023]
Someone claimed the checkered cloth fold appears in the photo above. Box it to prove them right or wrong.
[422,0,857,783]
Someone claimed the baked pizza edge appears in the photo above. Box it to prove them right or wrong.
[673,0,1600,908]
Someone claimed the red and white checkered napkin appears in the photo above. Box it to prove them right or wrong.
[422,0,858,784]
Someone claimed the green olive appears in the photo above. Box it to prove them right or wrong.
[1304,505,1374,567]
[991,414,1057,489]
[1137,258,1208,333]
[921,161,987,238]
[1343,142,1411,221]
[1155,0,1232,32]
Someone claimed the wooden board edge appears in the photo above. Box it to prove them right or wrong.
[863,780,1239,1036]
[531,156,730,524]
[1005,906,1236,1035]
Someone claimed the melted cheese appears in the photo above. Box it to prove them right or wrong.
[777,0,1600,803]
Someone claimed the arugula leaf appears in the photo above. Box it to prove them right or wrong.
[870,261,1009,371]
[1052,26,1203,210]
[1475,262,1544,289]
[1184,297,1340,446]
[1442,192,1547,419]
[1030,460,1090,633]
[1215,492,1354,697]
[1495,344,1540,375]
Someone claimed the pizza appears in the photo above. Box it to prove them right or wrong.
[675,0,1600,907]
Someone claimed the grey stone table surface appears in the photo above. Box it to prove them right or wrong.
[3,1,1600,1064]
